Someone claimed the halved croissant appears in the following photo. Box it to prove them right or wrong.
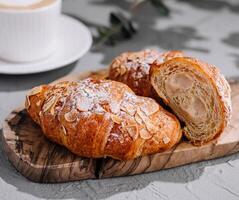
[150,57,232,145]
[109,49,184,97]
[26,78,182,160]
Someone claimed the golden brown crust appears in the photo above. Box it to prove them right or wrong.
[26,78,182,160]
[150,57,232,145]
[109,49,184,97]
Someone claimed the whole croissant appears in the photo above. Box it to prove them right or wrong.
[26,78,182,160]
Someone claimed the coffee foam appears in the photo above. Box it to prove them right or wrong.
[0,0,56,9]
[0,0,42,6]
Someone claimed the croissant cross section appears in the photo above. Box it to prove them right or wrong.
[150,57,232,145]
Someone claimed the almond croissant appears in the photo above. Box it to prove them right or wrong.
[109,49,184,97]
[26,78,182,160]
[150,57,232,145]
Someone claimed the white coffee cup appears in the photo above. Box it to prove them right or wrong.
[0,0,61,62]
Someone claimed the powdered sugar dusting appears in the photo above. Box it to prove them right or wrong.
[40,78,167,142]
[118,49,162,75]
[111,49,183,78]
[109,49,184,97]
[26,75,181,160]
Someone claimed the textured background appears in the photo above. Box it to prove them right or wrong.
[1,0,239,199]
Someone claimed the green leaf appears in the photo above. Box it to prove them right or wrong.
[150,0,170,16]
[97,27,110,37]
[110,12,136,38]
[94,12,137,48]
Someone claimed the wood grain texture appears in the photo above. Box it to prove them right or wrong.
[2,70,239,183]
[2,109,96,183]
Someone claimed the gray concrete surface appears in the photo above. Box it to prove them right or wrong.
[1,0,239,199]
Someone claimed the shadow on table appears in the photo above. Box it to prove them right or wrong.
[177,0,239,13]
[0,61,77,92]
[222,32,239,49]
[88,0,209,65]
[1,128,239,200]
[229,54,239,70]
[0,0,236,199]
[222,32,239,69]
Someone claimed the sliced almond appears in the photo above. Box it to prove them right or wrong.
[38,111,46,132]
[137,108,148,122]
[38,111,43,124]
[55,82,70,88]
[42,96,56,113]
[113,67,120,77]
[120,66,127,75]
[28,86,43,96]
[36,100,41,107]
[137,107,158,132]
[163,136,170,144]
[139,128,152,140]
[64,109,78,122]
[63,89,69,96]
[120,106,127,113]
[111,114,123,124]
[145,120,157,133]
[149,103,159,115]
[61,125,67,136]
[134,113,143,125]
[141,103,159,116]
[126,125,139,140]
[25,96,30,109]
[126,104,136,116]
[39,111,43,117]
[84,88,92,96]
[137,107,144,118]
[128,53,139,61]
[50,97,59,115]
[121,103,136,116]
[152,137,159,144]
[110,101,120,114]
[113,59,121,68]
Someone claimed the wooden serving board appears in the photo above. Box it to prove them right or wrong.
[2,70,239,183]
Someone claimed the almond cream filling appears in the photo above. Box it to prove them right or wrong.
[165,72,207,121]
[152,64,223,141]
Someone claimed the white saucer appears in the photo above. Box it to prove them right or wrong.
[0,15,92,75]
